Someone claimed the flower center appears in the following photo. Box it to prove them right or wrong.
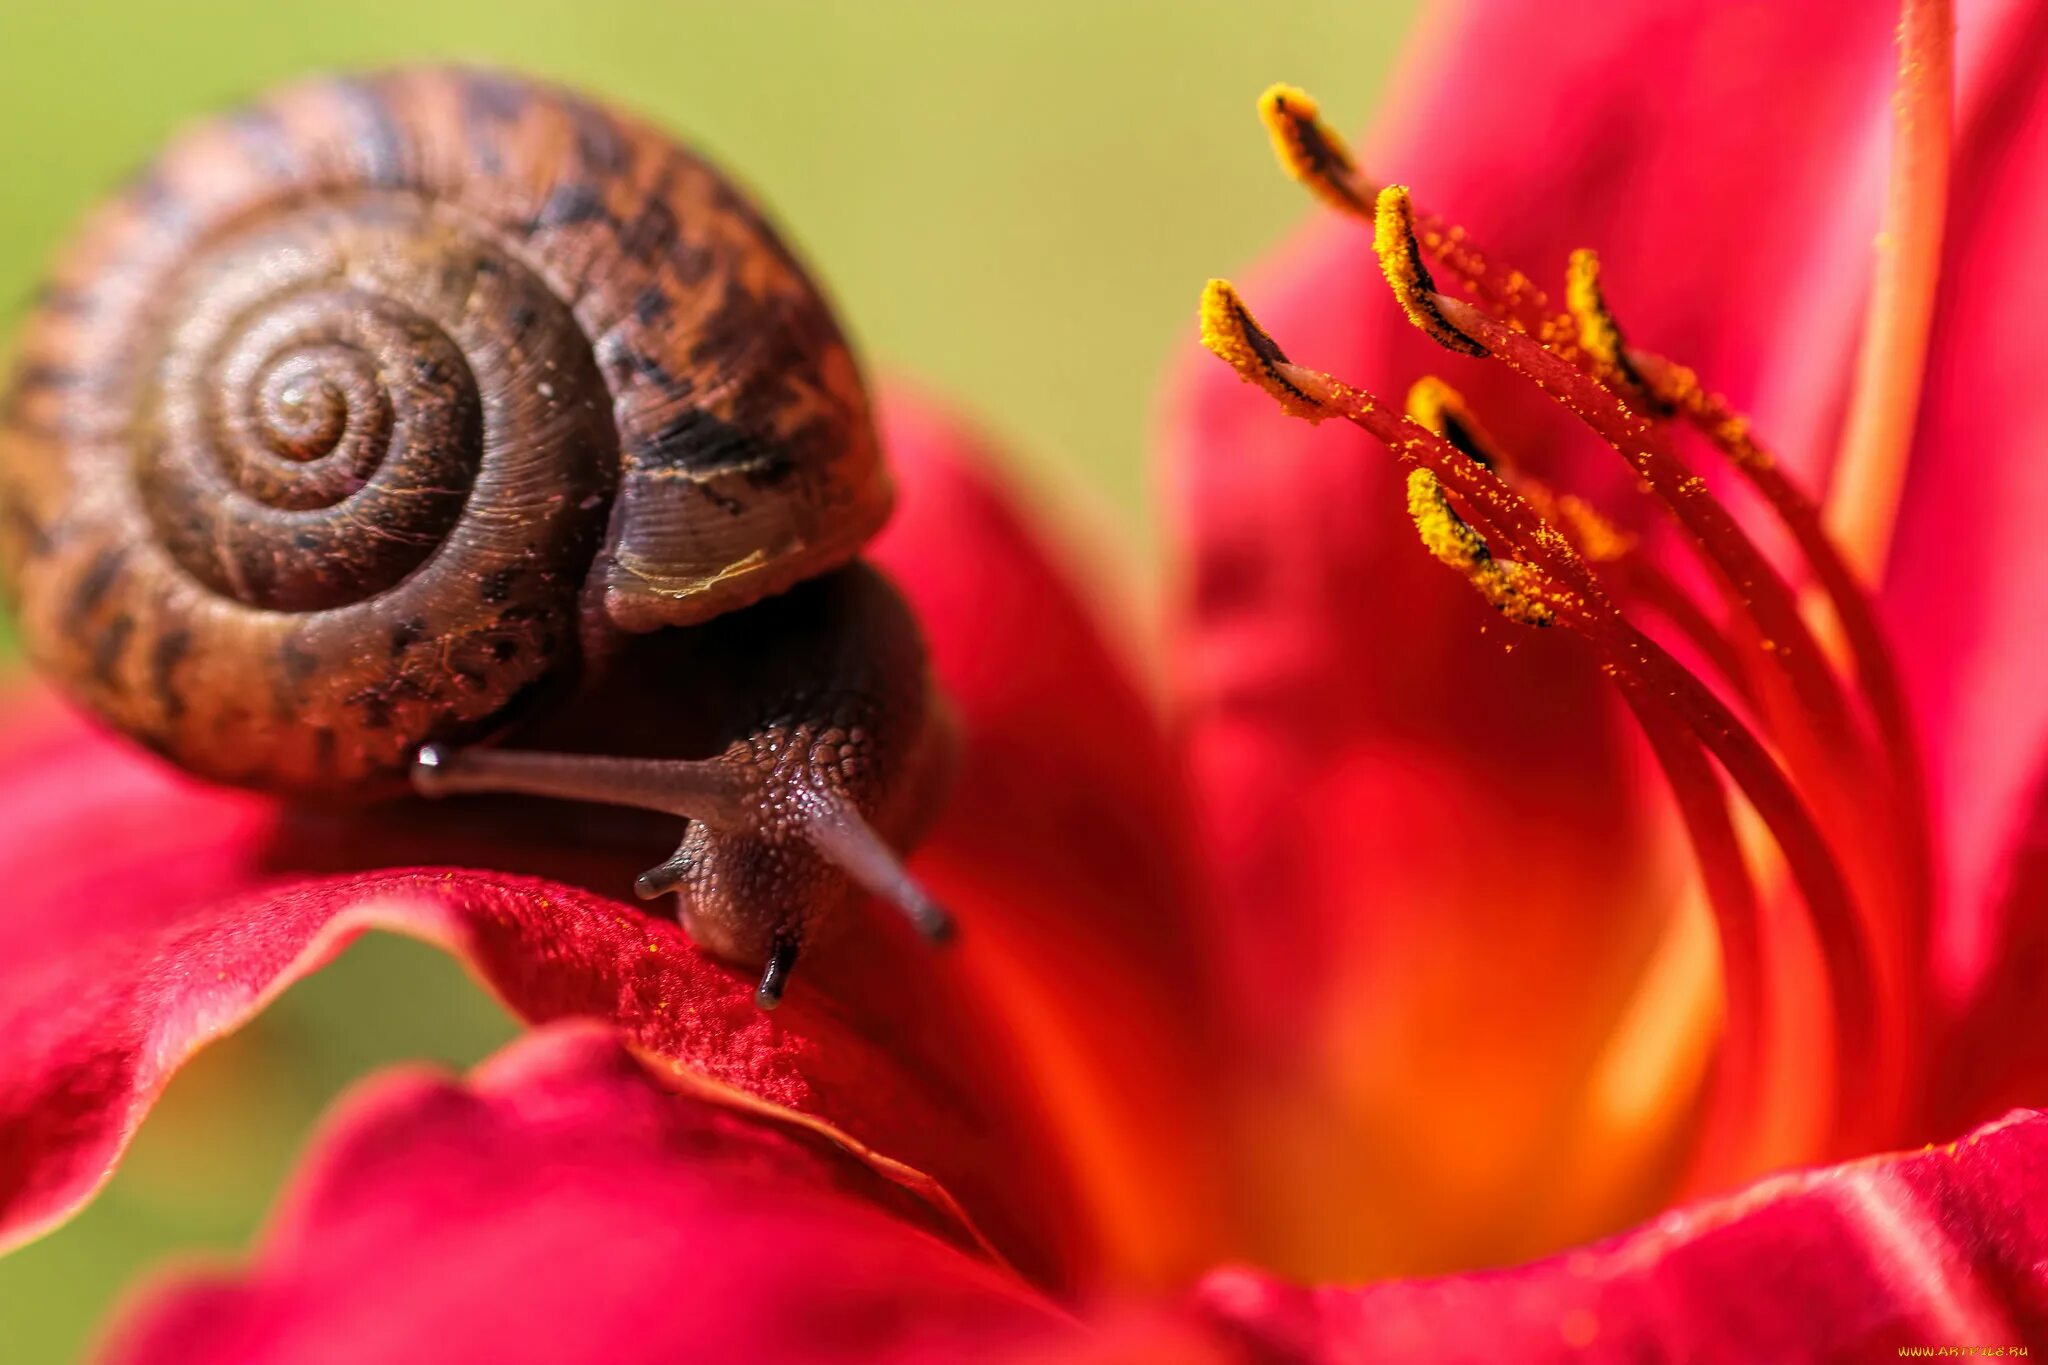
[1201,79,1943,1196]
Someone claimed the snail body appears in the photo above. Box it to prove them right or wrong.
[0,68,951,1005]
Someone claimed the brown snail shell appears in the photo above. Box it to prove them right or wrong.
[0,67,890,794]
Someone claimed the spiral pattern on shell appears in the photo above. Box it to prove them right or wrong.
[0,69,890,792]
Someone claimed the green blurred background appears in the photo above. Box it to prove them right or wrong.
[0,2,1418,1356]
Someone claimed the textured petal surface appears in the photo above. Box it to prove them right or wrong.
[0,713,1059,1279]
[1193,1109,2048,1362]
[875,392,1226,1285]
[94,1032,2048,1364]
[100,1035,2048,1364]
[104,1024,1076,1365]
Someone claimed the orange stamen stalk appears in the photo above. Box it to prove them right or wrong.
[1406,377,1752,701]
[1618,687,1770,1172]
[1827,0,1954,579]
[1635,353,1934,950]
[1424,282,1892,882]
[1391,213,1912,1139]
[1421,283,1861,760]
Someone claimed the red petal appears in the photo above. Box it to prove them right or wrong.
[1193,1109,2048,1361]
[105,1030,2048,1363]
[0,713,1063,1280]
[873,389,1225,1284]
[1927,766,2048,1133]
[1883,5,2048,1003]
[104,1024,1076,1365]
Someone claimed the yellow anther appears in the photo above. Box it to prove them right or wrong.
[1198,279,1328,421]
[1536,487,1638,564]
[1405,377,1507,469]
[1374,187,1487,357]
[1565,248,1655,399]
[1565,249,1622,366]
[1257,83,1373,214]
[1406,467,1488,567]
[1407,378,1633,561]
[1405,468,1557,626]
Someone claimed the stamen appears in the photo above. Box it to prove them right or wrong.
[1229,76,1938,1168]
[1257,84,1372,216]
[1405,376,1503,468]
[1609,561,1753,703]
[1828,0,1953,578]
[1536,491,1634,566]
[1635,352,1933,949]
[1420,289,1863,757]
[1404,469,1558,627]
[1635,355,1922,777]
[1539,257,1927,1002]
[1398,253,1901,1136]
[1198,279,1328,421]
[1201,285,1894,1150]
[1409,240,1843,757]
[1407,378,1635,563]
[1373,187,1488,357]
[1605,615,1887,1152]
[1546,245,1925,1053]
[1258,84,1557,332]
[1564,249,1655,401]
[1407,380,1747,696]
[1616,685,1772,1177]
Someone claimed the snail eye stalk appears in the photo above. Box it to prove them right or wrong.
[412,739,954,1006]
[755,936,799,1011]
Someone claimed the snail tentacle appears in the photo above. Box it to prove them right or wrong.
[410,564,956,987]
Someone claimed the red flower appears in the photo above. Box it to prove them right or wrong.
[7,0,2048,1358]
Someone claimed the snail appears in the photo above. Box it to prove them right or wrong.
[0,66,958,1009]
